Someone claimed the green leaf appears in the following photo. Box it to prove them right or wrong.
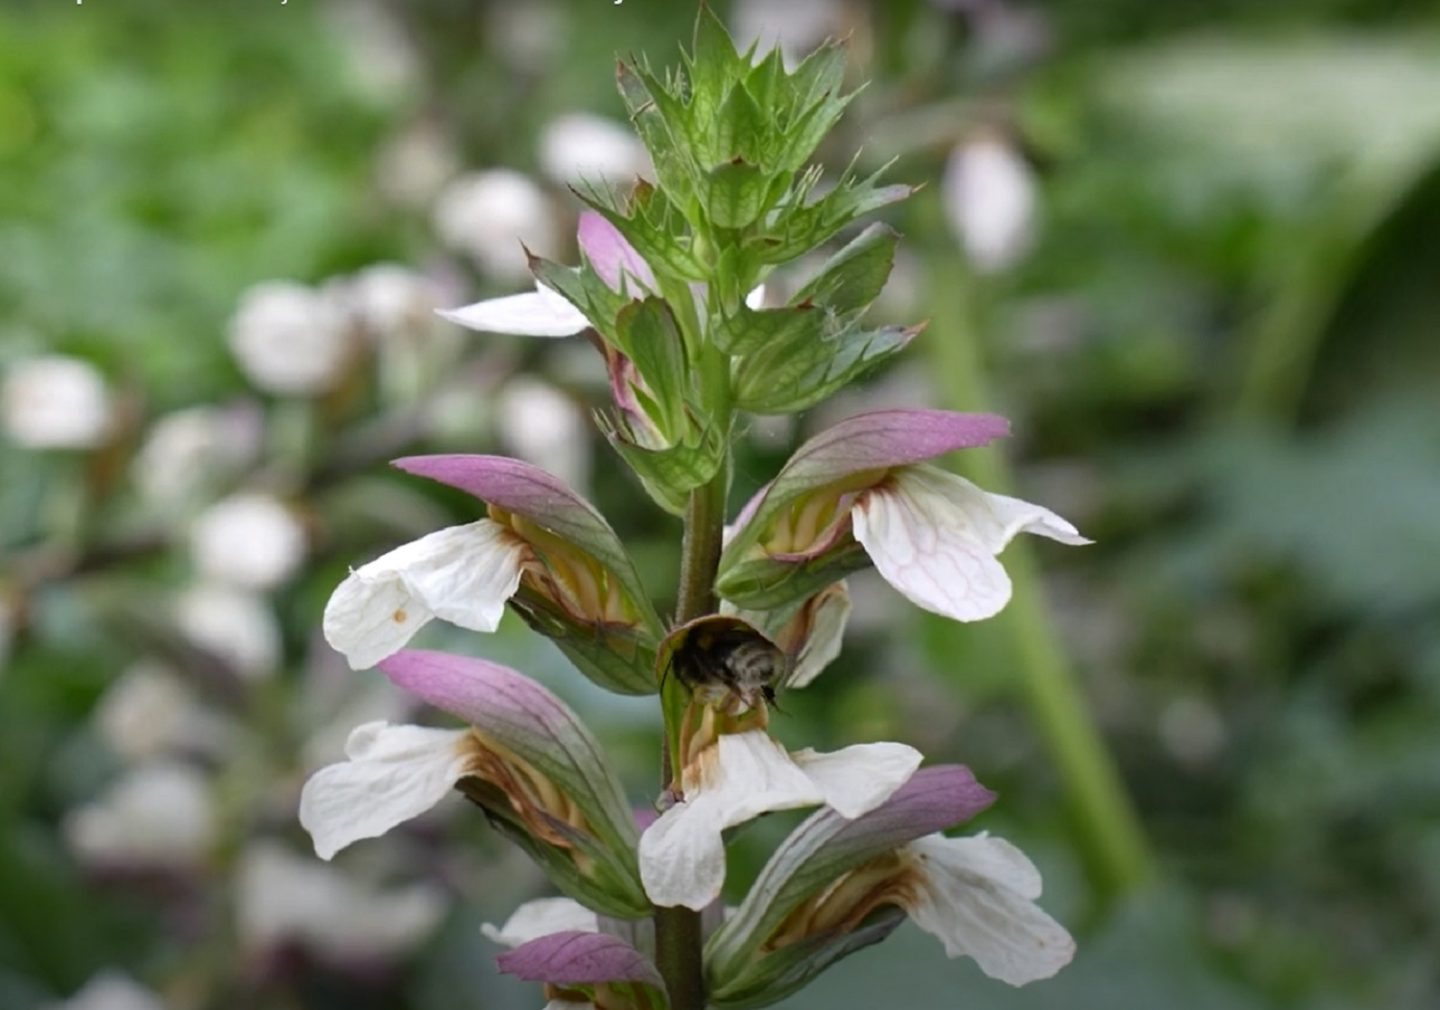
[617,60,698,210]
[746,47,787,120]
[715,543,869,612]
[785,39,848,121]
[509,592,658,697]
[614,298,687,439]
[470,782,651,919]
[758,167,915,264]
[713,303,826,357]
[687,4,746,122]
[576,182,709,281]
[710,81,768,165]
[704,160,772,229]
[528,255,629,343]
[600,412,726,517]
[775,91,855,172]
[708,908,906,1009]
[735,323,921,415]
[793,222,900,315]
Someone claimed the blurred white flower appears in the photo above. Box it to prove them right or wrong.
[1159,693,1227,766]
[131,404,262,508]
[189,493,306,591]
[496,376,591,492]
[942,134,1039,274]
[485,1,564,69]
[346,263,444,343]
[95,660,227,761]
[433,170,559,283]
[377,120,461,209]
[539,113,652,187]
[237,841,446,962]
[64,762,215,869]
[175,584,281,679]
[227,281,353,396]
[323,0,421,102]
[49,972,165,1010]
[1,355,112,450]
[732,0,847,65]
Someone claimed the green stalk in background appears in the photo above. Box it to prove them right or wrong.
[920,224,1154,902]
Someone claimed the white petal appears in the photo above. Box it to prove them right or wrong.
[481,896,600,947]
[323,571,433,671]
[904,833,1075,986]
[639,730,823,910]
[322,520,527,670]
[790,741,922,818]
[436,283,589,338]
[744,283,766,310]
[852,467,1089,623]
[299,722,475,860]
[786,582,851,689]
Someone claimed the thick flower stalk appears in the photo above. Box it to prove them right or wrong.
[300,9,1092,1010]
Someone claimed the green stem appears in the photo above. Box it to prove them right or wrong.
[654,903,706,1010]
[926,251,1154,900]
[655,444,730,1010]
[674,462,729,622]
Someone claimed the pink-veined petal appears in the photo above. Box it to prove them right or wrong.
[904,833,1075,986]
[852,466,1088,623]
[497,930,663,990]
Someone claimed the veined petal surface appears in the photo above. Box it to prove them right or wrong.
[852,466,1088,623]
[299,722,476,860]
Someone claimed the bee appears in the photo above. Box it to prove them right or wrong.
[662,616,787,712]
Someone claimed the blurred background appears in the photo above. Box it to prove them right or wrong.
[2,0,1439,1008]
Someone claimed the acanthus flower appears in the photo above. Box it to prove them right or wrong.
[704,765,1070,1005]
[717,409,1090,620]
[639,684,921,911]
[324,455,661,694]
[300,649,649,918]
